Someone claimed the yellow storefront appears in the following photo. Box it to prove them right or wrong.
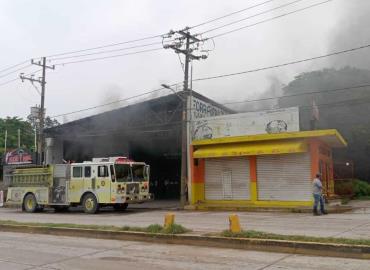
[190,129,347,209]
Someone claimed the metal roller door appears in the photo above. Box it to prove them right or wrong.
[257,153,311,201]
[205,157,250,200]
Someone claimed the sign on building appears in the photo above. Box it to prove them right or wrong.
[191,107,300,141]
[190,96,228,120]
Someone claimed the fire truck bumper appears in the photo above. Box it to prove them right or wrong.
[116,193,153,204]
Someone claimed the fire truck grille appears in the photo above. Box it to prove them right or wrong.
[126,183,140,195]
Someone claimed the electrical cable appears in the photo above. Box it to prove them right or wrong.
[193,43,370,82]
[207,0,334,39]
[47,41,370,120]
[48,41,163,61]
[221,83,370,105]
[201,0,306,35]
[50,82,181,118]
[0,69,42,88]
[189,0,277,29]
[0,64,33,79]
[45,33,166,58]
[0,60,30,74]
[53,47,164,66]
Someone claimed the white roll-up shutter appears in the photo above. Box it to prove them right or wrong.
[205,157,250,200]
[257,153,311,201]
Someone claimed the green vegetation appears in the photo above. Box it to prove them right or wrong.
[221,230,370,246]
[0,220,190,235]
[353,179,370,198]
[0,117,35,153]
[277,67,370,182]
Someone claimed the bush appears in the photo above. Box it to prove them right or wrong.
[353,179,370,197]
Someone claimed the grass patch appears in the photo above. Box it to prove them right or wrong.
[221,230,370,246]
[0,220,190,235]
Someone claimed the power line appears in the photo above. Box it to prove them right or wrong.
[54,97,370,138]
[207,0,334,39]
[0,60,30,74]
[50,83,181,118]
[201,0,306,35]
[190,0,277,29]
[0,77,19,87]
[193,43,370,82]
[221,83,370,105]
[0,69,42,88]
[0,64,32,79]
[49,41,163,61]
[53,47,164,66]
[45,34,166,58]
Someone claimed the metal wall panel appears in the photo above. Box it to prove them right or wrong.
[205,157,250,200]
[257,153,311,201]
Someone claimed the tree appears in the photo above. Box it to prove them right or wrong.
[278,67,370,181]
[0,117,35,153]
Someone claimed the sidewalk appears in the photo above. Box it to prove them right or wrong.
[0,200,369,239]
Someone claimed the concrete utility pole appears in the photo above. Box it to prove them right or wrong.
[163,28,208,207]
[20,57,54,164]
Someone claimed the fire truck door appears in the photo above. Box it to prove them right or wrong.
[69,166,85,203]
[96,165,111,204]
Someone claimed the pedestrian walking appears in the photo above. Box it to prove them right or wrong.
[312,173,328,216]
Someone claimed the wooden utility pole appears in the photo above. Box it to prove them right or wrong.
[20,57,54,164]
[164,28,207,207]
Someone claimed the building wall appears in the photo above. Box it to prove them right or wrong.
[191,139,335,208]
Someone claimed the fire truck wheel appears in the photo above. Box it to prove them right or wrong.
[23,194,38,213]
[82,193,99,214]
[113,203,128,211]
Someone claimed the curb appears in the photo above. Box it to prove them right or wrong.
[0,224,369,260]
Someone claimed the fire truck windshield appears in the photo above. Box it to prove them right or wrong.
[115,164,147,182]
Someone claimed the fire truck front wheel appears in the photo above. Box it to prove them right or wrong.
[82,193,99,214]
[23,193,38,213]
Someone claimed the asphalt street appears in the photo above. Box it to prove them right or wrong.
[0,231,369,270]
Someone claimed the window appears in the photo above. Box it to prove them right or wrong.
[72,167,82,178]
[98,166,109,177]
[110,165,115,182]
[84,166,91,178]
[114,164,131,182]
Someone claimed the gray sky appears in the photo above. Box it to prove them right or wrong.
[0,0,368,122]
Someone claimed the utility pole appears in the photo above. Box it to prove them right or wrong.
[163,28,208,207]
[20,57,54,164]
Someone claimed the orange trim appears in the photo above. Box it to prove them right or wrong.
[310,139,320,180]
[249,156,257,182]
[191,146,205,184]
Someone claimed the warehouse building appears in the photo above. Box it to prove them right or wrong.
[190,129,347,209]
[45,90,232,200]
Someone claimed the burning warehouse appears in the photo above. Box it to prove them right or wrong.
[45,90,232,201]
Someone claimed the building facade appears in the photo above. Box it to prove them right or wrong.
[190,129,347,209]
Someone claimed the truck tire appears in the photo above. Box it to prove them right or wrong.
[23,193,38,213]
[82,193,99,214]
[113,203,128,211]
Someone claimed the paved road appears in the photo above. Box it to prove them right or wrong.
[0,231,368,270]
[0,201,369,239]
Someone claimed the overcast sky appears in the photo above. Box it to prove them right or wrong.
[0,0,369,122]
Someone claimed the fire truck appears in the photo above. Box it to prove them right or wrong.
[5,157,151,214]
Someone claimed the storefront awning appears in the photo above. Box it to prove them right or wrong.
[193,139,308,158]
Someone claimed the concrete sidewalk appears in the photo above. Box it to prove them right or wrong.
[0,200,369,239]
